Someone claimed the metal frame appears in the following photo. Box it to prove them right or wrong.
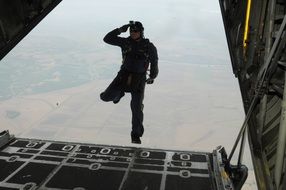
[212,147,234,190]
[275,72,286,188]
[0,0,62,61]
[0,130,11,148]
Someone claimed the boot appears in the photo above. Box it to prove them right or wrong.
[131,135,141,144]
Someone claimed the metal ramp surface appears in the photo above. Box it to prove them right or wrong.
[0,138,216,190]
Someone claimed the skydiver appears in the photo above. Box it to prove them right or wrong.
[100,21,159,144]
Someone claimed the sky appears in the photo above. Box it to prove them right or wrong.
[0,0,257,189]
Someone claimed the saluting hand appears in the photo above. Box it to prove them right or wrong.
[119,24,130,33]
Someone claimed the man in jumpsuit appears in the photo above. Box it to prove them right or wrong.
[100,21,159,144]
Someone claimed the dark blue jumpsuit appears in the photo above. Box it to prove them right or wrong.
[100,28,158,138]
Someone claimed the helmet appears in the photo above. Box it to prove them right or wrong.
[129,21,144,32]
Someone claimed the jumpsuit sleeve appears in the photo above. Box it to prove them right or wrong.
[103,28,125,47]
[148,43,159,79]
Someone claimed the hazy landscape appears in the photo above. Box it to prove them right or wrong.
[0,0,257,189]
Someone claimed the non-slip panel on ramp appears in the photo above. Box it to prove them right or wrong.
[0,138,216,190]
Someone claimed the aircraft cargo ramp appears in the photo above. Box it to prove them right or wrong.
[0,131,233,190]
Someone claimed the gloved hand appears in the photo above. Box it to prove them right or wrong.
[119,24,130,33]
[146,77,154,84]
